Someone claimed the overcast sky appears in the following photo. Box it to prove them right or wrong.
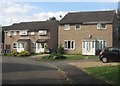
[0,0,119,26]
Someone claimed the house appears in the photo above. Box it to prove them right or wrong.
[3,20,58,53]
[58,10,118,55]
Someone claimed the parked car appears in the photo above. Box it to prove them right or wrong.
[99,47,120,63]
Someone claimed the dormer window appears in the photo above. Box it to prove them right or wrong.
[20,30,27,35]
[97,23,107,29]
[64,24,70,30]
[39,30,47,36]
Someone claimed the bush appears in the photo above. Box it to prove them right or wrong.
[6,52,13,56]
[12,51,18,56]
[19,51,30,56]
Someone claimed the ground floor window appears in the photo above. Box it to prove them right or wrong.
[97,40,106,50]
[64,40,75,50]
[12,42,17,49]
[5,44,10,49]
[31,43,36,49]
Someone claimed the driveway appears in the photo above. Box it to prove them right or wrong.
[48,60,109,85]
[2,57,65,84]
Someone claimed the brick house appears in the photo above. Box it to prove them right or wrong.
[3,20,58,53]
[58,10,118,55]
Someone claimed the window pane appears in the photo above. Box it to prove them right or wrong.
[64,41,67,48]
[92,41,94,48]
[21,43,24,48]
[31,43,35,49]
[101,24,106,28]
[83,41,85,48]
[71,41,74,49]
[68,41,71,49]
[103,41,106,48]
[41,43,44,48]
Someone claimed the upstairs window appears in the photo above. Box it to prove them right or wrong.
[20,30,27,35]
[75,24,81,30]
[97,23,107,29]
[7,31,16,36]
[39,30,47,36]
[30,32,35,35]
[64,24,70,30]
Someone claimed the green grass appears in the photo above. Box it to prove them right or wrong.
[84,65,120,85]
[41,54,98,61]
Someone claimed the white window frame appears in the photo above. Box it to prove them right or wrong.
[30,32,35,35]
[12,42,17,49]
[64,40,75,50]
[39,30,47,35]
[75,24,81,30]
[64,24,70,30]
[19,30,28,35]
[97,23,107,29]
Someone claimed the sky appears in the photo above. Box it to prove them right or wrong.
[0,0,120,26]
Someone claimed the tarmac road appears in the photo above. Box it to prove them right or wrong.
[2,57,64,84]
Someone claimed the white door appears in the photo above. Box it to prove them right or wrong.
[36,43,45,53]
[17,42,24,52]
[82,41,96,55]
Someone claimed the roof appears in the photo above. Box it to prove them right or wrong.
[36,39,48,43]
[17,39,30,42]
[4,20,58,31]
[59,10,116,24]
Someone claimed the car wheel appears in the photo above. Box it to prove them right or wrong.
[101,57,108,63]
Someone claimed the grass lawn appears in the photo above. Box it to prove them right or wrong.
[41,54,98,61]
[83,65,120,85]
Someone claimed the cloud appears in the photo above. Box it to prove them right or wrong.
[0,1,67,26]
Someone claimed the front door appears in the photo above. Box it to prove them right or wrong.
[82,41,96,55]
[36,43,46,53]
[17,42,25,52]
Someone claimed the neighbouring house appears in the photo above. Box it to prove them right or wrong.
[58,10,118,55]
[3,20,58,53]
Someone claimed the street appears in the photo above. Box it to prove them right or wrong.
[2,57,64,84]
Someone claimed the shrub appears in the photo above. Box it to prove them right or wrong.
[6,52,13,56]
[50,52,57,59]
[12,51,18,56]
[57,44,64,54]
[18,51,30,57]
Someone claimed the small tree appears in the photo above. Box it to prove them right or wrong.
[48,17,57,21]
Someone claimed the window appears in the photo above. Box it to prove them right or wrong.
[97,23,107,29]
[64,40,75,50]
[97,40,106,50]
[39,30,47,35]
[20,30,27,35]
[30,32,35,35]
[13,42,17,49]
[11,31,17,35]
[5,44,10,49]
[7,32,11,36]
[31,43,36,49]
[75,24,81,30]
[64,24,70,30]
